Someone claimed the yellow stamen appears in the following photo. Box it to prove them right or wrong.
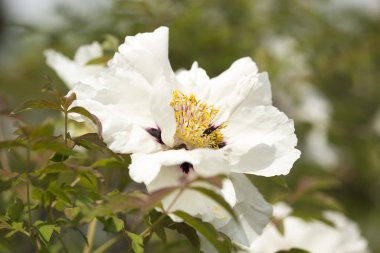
[169,90,226,149]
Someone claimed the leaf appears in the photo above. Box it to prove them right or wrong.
[12,100,62,114]
[86,56,112,65]
[0,217,11,230]
[99,216,124,233]
[91,158,129,169]
[5,221,28,238]
[190,186,238,222]
[126,231,144,253]
[62,92,77,110]
[32,139,76,155]
[173,223,200,249]
[0,140,26,149]
[68,107,102,135]
[47,182,71,204]
[7,198,24,221]
[29,121,55,140]
[173,211,229,253]
[74,133,107,150]
[34,221,60,245]
[102,34,119,51]
[0,178,12,192]
[33,163,70,176]
[64,207,81,221]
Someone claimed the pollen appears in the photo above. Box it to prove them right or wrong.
[169,90,226,149]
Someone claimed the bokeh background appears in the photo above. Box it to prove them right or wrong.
[0,0,379,252]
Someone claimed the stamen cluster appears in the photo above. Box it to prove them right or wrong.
[170,90,226,149]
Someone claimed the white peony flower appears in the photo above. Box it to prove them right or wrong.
[46,27,300,247]
[251,203,369,253]
[45,41,105,88]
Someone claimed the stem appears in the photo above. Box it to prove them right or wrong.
[83,219,97,253]
[0,121,10,171]
[92,237,119,253]
[64,111,68,146]
[56,232,70,253]
[25,145,39,251]
[26,179,38,251]
[140,186,186,238]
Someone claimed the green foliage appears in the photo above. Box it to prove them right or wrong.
[0,0,379,252]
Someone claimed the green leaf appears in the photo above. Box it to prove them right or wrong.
[5,221,28,238]
[91,158,129,169]
[190,186,238,222]
[34,221,60,245]
[86,56,112,65]
[68,107,102,134]
[73,133,107,150]
[0,140,26,149]
[32,139,76,155]
[47,182,71,204]
[173,223,200,249]
[29,121,55,140]
[0,217,11,230]
[173,211,229,253]
[7,198,24,221]
[126,231,144,253]
[102,34,119,51]
[12,99,62,114]
[0,178,12,192]
[64,207,81,221]
[33,163,70,176]
[99,216,124,233]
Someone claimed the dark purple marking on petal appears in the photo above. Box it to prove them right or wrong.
[202,125,218,136]
[180,162,193,174]
[146,127,164,144]
[218,141,226,149]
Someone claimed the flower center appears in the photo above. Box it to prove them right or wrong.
[170,90,226,149]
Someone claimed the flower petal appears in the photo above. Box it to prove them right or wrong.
[129,149,229,185]
[175,62,211,101]
[149,77,177,147]
[44,42,104,88]
[208,57,258,104]
[224,106,301,176]
[129,150,196,184]
[215,174,272,247]
[113,26,176,85]
[73,41,103,65]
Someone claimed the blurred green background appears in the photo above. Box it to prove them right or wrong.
[0,0,379,252]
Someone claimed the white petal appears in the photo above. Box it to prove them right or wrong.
[175,62,211,101]
[208,57,258,105]
[114,26,176,85]
[149,78,177,147]
[129,149,228,185]
[238,72,272,108]
[224,106,301,176]
[215,174,272,247]
[74,42,103,65]
[252,204,369,253]
[129,150,196,184]
[45,43,104,88]
[192,149,229,177]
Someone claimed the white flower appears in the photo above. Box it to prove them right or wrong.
[45,42,105,88]
[251,203,369,253]
[46,27,300,247]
